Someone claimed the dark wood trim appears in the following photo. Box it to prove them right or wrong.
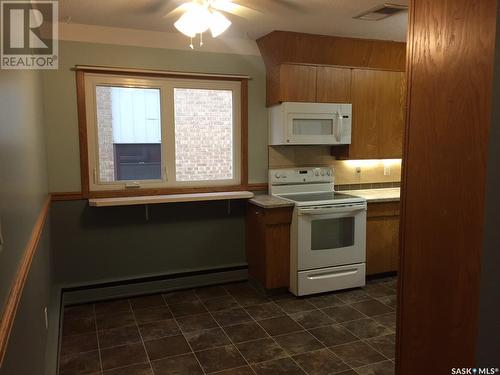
[76,68,250,200]
[247,183,268,192]
[241,80,249,189]
[74,66,250,82]
[257,31,406,72]
[76,70,90,198]
[0,195,50,367]
[51,192,85,201]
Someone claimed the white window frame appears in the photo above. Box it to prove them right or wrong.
[84,73,242,192]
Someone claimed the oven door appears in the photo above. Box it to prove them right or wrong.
[297,203,366,270]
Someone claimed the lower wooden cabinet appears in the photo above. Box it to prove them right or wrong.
[366,201,400,275]
[246,203,294,289]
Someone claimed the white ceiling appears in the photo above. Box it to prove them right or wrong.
[59,0,408,42]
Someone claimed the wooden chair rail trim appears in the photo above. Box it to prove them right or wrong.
[51,192,85,201]
[247,183,268,192]
[0,195,50,368]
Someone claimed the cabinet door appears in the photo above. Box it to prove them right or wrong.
[350,69,406,159]
[279,64,317,103]
[379,71,406,158]
[350,69,381,158]
[366,202,400,275]
[246,205,267,284]
[316,66,352,103]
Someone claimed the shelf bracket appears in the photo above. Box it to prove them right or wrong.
[145,204,150,221]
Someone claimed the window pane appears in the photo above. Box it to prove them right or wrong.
[174,88,233,182]
[95,86,162,182]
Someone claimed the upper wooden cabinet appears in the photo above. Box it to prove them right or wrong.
[267,64,317,105]
[346,69,406,159]
[316,66,352,103]
[266,63,352,106]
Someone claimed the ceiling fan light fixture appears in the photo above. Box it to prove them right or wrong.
[209,10,231,37]
[174,3,211,37]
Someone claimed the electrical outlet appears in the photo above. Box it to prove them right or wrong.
[355,167,361,176]
[384,165,391,176]
[44,307,48,330]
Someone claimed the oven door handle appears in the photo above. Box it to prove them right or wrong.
[298,204,366,215]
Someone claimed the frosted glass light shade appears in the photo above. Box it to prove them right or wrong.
[209,10,231,37]
[174,4,211,37]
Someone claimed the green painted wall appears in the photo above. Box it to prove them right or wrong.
[42,41,268,192]
[51,199,247,286]
[0,70,52,374]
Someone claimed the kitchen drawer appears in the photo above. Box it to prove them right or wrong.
[297,263,365,296]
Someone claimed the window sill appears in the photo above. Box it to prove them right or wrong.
[88,191,255,207]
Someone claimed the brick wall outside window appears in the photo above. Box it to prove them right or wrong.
[174,88,234,182]
[96,86,115,182]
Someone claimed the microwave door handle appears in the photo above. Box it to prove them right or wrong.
[335,111,342,142]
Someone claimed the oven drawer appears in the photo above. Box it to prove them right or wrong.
[297,263,365,296]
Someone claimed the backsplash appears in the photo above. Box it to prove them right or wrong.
[268,146,402,187]
[336,181,401,191]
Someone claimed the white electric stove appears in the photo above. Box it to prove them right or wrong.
[269,167,367,296]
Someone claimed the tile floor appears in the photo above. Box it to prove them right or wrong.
[58,276,397,375]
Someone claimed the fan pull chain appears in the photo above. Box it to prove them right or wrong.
[200,32,204,47]
[189,37,194,49]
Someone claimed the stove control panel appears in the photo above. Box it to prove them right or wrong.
[269,168,333,184]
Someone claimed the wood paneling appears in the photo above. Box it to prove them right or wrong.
[0,195,50,367]
[397,0,497,372]
[366,202,400,275]
[316,66,352,103]
[257,31,406,72]
[246,204,294,289]
[346,69,406,159]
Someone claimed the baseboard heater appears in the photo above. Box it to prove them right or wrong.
[62,265,248,306]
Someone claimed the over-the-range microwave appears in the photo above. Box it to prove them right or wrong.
[268,102,352,145]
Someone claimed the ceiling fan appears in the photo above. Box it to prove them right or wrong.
[165,0,260,48]
[131,0,309,49]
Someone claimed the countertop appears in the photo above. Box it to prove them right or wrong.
[344,187,400,203]
[248,195,295,209]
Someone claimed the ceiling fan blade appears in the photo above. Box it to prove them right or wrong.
[163,2,196,18]
[211,0,262,18]
[128,0,171,14]
[275,0,310,12]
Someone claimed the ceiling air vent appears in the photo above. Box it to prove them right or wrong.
[354,3,408,21]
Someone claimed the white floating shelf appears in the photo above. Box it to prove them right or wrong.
[88,191,255,207]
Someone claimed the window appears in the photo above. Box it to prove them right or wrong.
[80,70,245,195]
